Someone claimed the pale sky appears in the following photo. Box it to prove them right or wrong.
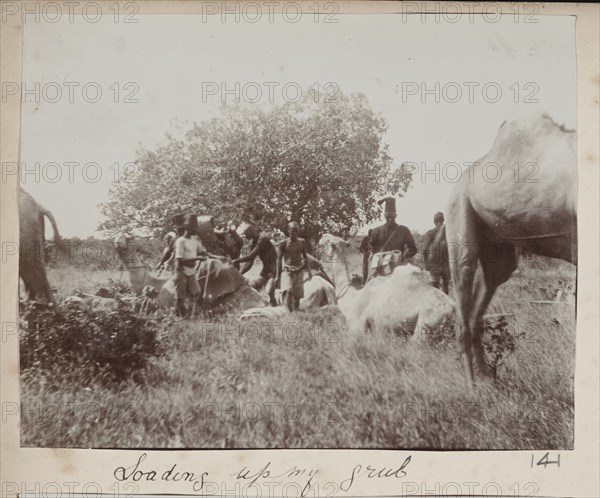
[20,13,576,237]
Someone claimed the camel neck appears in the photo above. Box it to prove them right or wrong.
[329,250,351,287]
[117,248,150,293]
[118,248,145,270]
[327,249,359,310]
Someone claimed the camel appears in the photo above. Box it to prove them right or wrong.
[240,272,337,320]
[63,286,159,313]
[296,272,337,309]
[114,234,265,313]
[318,233,455,337]
[443,113,577,383]
[63,293,126,311]
[19,189,61,301]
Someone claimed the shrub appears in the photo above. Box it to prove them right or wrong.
[423,319,456,350]
[20,300,163,384]
[483,315,522,380]
[105,278,135,296]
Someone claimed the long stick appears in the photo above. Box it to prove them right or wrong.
[203,259,213,301]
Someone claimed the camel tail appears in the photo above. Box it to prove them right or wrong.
[41,208,61,246]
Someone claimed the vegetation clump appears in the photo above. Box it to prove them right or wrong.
[20,299,163,384]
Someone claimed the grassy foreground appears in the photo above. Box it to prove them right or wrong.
[21,255,575,449]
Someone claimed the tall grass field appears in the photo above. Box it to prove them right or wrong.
[20,241,575,449]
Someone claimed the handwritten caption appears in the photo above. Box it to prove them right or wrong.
[113,453,412,495]
[114,453,208,493]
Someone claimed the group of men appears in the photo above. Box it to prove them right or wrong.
[157,218,244,273]
[358,196,450,294]
[232,220,320,312]
[158,194,450,317]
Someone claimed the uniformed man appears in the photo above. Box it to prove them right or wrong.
[368,196,417,278]
[422,211,450,294]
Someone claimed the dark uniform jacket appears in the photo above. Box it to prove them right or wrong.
[422,226,449,271]
[368,223,417,258]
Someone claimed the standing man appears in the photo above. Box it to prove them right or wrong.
[368,196,417,278]
[358,229,373,284]
[422,212,450,294]
[276,221,311,312]
[174,214,206,317]
[156,231,177,272]
[232,223,278,306]
[156,212,188,271]
[218,220,244,269]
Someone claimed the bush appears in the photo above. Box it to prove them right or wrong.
[483,315,522,380]
[423,320,456,350]
[20,300,163,384]
[105,278,135,297]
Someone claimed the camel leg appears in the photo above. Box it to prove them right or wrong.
[470,241,518,377]
[441,269,450,295]
[447,196,480,386]
[176,298,187,317]
[21,261,53,302]
[468,272,494,378]
[284,291,293,313]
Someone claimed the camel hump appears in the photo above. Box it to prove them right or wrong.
[500,112,574,134]
[483,112,576,184]
[452,112,577,240]
[390,263,427,285]
[496,112,575,147]
[392,263,421,277]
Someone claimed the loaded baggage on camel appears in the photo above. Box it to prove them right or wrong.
[367,196,417,282]
[369,250,404,278]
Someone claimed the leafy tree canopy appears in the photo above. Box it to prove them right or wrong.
[99,88,413,242]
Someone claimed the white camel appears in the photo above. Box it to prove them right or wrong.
[240,273,337,320]
[318,233,455,337]
[285,271,337,310]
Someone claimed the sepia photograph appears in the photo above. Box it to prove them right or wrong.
[12,3,579,456]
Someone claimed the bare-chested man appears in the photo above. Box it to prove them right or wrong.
[276,221,311,312]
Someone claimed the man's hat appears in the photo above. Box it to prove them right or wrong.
[377,196,396,216]
[182,213,198,228]
[172,212,198,228]
[238,222,255,236]
[172,213,187,227]
[434,212,444,223]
